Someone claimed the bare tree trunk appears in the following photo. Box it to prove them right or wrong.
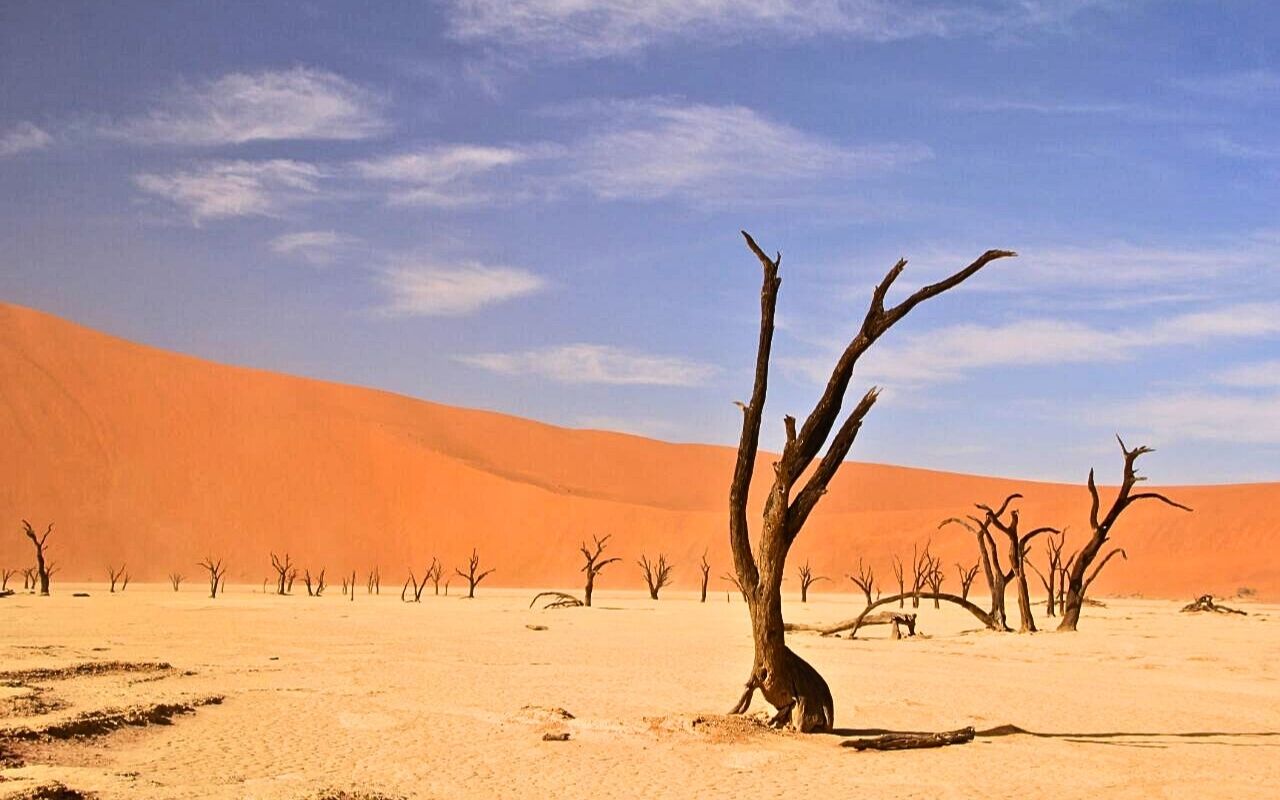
[455,548,494,598]
[726,232,1014,732]
[21,521,54,595]
[699,551,711,603]
[637,554,673,600]
[580,535,619,608]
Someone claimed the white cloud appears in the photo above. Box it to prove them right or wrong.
[1214,360,1280,388]
[378,262,544,316]
[106,67,387,145]
[566,99,930,203]
[132,160,322,223]
[787,302,1280,386]
[458,344,718,385]
[1111,392,1280,445]
[0,122,53,157]
[353,144,538,207]
[1173,69,1280,100]
[445,0,1106,60]
[268,230,358,265]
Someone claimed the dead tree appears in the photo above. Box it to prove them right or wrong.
[1060,439,1190,631]
[726,230,1014,731]
[637,553,673,600]
[366,568,381,595]
[579,535,620,607]
[1026,529,1067,617]
[108,564,128,593]
[848,558,875,607]
[21,567,36,591]
[303,568,326,597]
[940,507,1014,632]
[198,557,226,599]
[923,553,945,608]
[699,550,711,603]
[270,552,295,595]
[530,590,584,609]
[721,571,746,601]
[1,568,15,592]
[401,569,429,602]
[1180,595,1246,615]
[21,521,54,595]
[169,572,184,592]
[909,543,933,609]
[455,548,494,598]
[796,560,829,603]
[426,558,443,595]
[956,562,979,601]
[977,495,1058,633]
[348,570,355,602]
[890,555,905,607]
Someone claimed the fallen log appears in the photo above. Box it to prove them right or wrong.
[1180,595,1246,615]
[529,591,584,610]
[844,726,975,751]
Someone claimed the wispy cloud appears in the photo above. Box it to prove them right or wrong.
[1110,391,1280,446]
[378,261,545,316]
[445,0,1109,60]
[786,303,1280,386]
[1173,69,1280,101]
[563,99,929,203]
[268,230,359,265]
[1198,132,1280,160]
[353,144,544,207]
[1214,360,1280,388]
[458,344,718,385]
[105,67,388,146]
[0,122,53,157]
[132,160,322,223]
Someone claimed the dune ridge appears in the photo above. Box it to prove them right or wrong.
[2,301,1277,599]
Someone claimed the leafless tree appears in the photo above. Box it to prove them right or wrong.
[270,552,295,595]
[909,543,933,609]
[637,553,673,600]
[303,568,326,597]
[108,564,128,593]
[922,551,945,608]
[401,569,429,602]
[168,572,184,592]
[955,562,979,601]
[1,568,15,592]
[976,495,1058,633]
[455,548,494,599]
[1026,529,1067,617]
[579,535,620,607]
[366,567,381,595]
[721,571,746,602]
[21,567,36,591]
[1060,439,1190,631]
[796,560,828,603]
[725,230,1014,731]
[198,557,226,599]
[890,555,905,607]
[699,550,711,603]
[848,558,876,607]
[940,506,1015,632]
[21,520,54,595]
[426,558,443,595]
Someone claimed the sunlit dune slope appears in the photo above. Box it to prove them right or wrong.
[2,302,1276,599]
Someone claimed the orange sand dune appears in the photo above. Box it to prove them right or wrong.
[1,301,1277,599]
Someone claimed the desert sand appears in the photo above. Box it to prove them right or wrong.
[1,585,1277,799]
[2,301,1278,600]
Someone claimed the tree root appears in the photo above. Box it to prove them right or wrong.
[528,591,584,609]
[844,726,976,751]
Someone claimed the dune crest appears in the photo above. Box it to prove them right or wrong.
[1,301,1276,599]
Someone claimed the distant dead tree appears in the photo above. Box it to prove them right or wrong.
[721,571,746,602]
[796,560,828,603]
[699,551,711,603]
[348,570,355,602]
[848,558,876,607]
[198,557,226,599]
[401,569,429,602]
[890,555,905,607]
[21,520,54,595]
[270,552,295,595]
[1060,439,1190,631]
[974,495,1058,633]
[168,572,184,592]
[303,568,326,597]
[909,543,933,609]
[426,558,443,595]
[455,549,494,599]
[922,552,945,608]
[366,568,381,595]
[108,564,128,593]
[22,567,36,591]
[955,562,979,601]
[1027,529,1067,617]
[940,507,1014,632]
[1,568,15,592]
[725,230,1014,731]
[637,553,673,600]
[579,535,620,607]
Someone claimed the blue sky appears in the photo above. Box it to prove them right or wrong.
[2,0,1278,484]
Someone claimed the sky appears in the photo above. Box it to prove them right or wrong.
[1,0,1278,485]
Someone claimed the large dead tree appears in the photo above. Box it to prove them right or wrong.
[848,558,875,606]
[401,568,429,602]
[977,495,1058,633]
[455,548,494,598]
[579,535,620,607]
[198,557,226,599]
[1060,439,1190,631]
[699,551,711,603]
[796,560,828,603]
[21,521,54,595]
[637,554,673,599]
[726,231,1014,732]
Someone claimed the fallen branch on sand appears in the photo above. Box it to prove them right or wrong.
[529,591,584,609]
[1180,595,1246,615]
[844,726,975,751]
